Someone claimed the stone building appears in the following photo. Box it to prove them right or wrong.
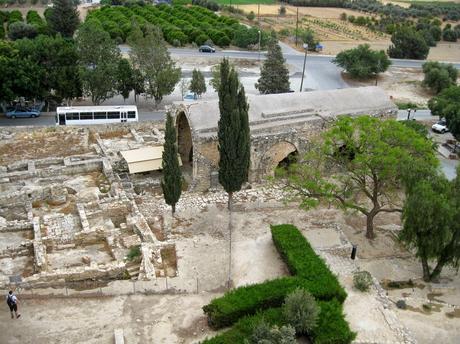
[172,86,397,191]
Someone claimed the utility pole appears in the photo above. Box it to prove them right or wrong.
[295,7,299,47]
[300,43,308,92]
[258,30,261,61]
[258,2,260,24]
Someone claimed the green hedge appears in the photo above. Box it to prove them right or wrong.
[271,224,342,283]
[203,276,346,329]
[203,224,346,329]
[202,300,355,344]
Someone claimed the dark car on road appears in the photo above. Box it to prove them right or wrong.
[6,107,41,119]
[199,45,215,53]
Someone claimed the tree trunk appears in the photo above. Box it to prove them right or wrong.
[227,191,233,211]
[365,212,376,239]
[172,203,176,215]
[422,258,431,282]
[430,258,447,282]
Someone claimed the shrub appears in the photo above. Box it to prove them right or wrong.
[8,22,38,40]
[249,322,296,344]
[195,33,210,46]
[126,245,141,261]
[202,301,355,344]
[353,271,373,292]
[422,61,458,94]
[283,288,320,334]
[279,5,286,16]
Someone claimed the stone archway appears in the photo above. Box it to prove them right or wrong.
[176,111,193,165]
[261,141,298,176]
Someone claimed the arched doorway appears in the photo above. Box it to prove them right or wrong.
[262,141,298,176]
[176,111,193,165]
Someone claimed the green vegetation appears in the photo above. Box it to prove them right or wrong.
[202,298,355,343]
[127,23,181,105]
[282,288,319,334]
[277,116,438,239]
[212,0,275,4]
[217,58,250,210]
[48,0,80,38]
[203,224,347,329]
[388,26,429,60]
[76,21,121,105]
[401,167,460,282]
[249,321,296,344]
[86,4,267,48]
[422,61,458,94]
[428,86,460,141]
[190,69,207,97]
[353,271,373,292]
[333,44,391,79]
[161,112,183,215]
[395,102,421,110]
[256,39,291,94]
[126,245,141,261]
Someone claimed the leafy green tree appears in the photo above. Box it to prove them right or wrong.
[161,112,183,215]
[442,28,457,42]
[277,116,438,239]
[128,24,181,106]
[298,28,318,50]
[189,69,206,98]
[218,58,251,210]
[422,61,458,94]
[76,21,121,105]
[132,68,145,103]
[116,58,134,103]
[333,44,391,79]
[15,35,82,105]
[250,321,296,344]
[256,40,291,94]
[0,40,42,103]
[400,170,460,282]
[8,22,38,40]
[283,288,320,334]
[48,0,80,38]
[388,27,430,60]
[428,86,460,141]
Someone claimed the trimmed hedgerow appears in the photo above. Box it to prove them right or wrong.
[203,276,346,329]
[271,224,342,282]
[202,301,355,344]
[203,225,346,329]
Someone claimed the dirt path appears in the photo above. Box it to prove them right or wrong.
[0,293,218,344]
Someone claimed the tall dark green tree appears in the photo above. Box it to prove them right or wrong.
[49,0,80,38]
[217,58,251,210]
[116,58,135,103]
[161,112,183,215]
[189,69,206,98]
[255,40,290,94]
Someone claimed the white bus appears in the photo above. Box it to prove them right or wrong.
[56,105,138,126]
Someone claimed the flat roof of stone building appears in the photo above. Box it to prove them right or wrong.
[173,86,396,136]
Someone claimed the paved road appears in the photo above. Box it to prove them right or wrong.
[120,44,460,91]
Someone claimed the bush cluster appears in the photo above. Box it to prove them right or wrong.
[202,300,355,344]
[353,271,373,292]
[86,4,264,48]
[1,9,48,39]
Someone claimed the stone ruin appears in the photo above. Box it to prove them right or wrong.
[0,124,176,290]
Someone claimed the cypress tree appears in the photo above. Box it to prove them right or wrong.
[255,40,290,94]
[217,58,251,210]
[189,69,207,98]
[49,0,80,38]
[161,112,182,215]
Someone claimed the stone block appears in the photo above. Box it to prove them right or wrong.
[114,329,124,344]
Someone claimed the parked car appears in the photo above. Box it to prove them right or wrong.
[432,119,449,134]
[183,93,198,101]
[6,108,41,119]
[199,45,215,53]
